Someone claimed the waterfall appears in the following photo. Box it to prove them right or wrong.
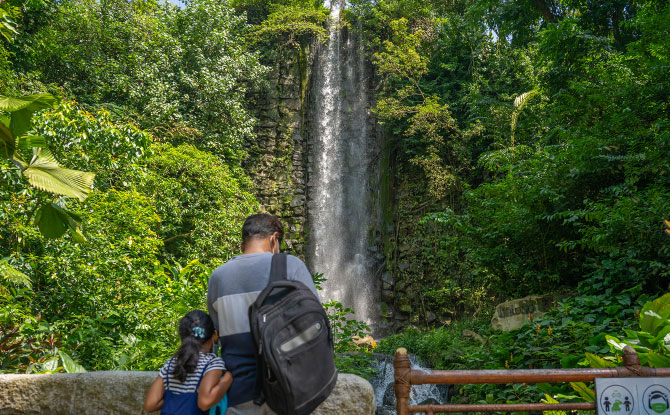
[371,354,450,413]
[308,6,380,329]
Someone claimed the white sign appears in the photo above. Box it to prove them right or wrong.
[596,378,670,415]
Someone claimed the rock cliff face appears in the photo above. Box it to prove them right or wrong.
[244,44,314,258]
[0,372,375,415]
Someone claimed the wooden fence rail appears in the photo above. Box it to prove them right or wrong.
[393,346,670,415]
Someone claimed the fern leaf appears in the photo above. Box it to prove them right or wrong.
[510,90,539,142]
[514,90,538,110]
[0,260,32,289]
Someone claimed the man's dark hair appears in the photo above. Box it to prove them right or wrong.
[242,213,284,245]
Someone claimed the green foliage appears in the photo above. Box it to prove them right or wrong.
[605,293,670,367]
[324,300,377,380]
[33,100,151,189]
[1,94,96,242]
[22,148,95,201]
[17,0,266,160]
[231,0,324,25]
[138,143,258,265]
[0,0,271,374]
[249,5,328,48]
[0,100,237,371]
[0,8,18,42]
[378,287,649,404]
[0,259,31,290]
[373,16,464,200]
[350,0,670,320]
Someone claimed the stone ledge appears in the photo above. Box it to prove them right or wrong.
[0,372,375,415]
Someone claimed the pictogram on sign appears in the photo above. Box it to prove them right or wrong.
[597,379,670,415]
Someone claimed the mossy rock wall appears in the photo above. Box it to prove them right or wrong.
[244,42,315,259]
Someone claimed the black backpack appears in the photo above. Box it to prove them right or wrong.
[248,253,338,415]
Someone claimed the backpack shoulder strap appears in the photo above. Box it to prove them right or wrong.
[269,252,288,283]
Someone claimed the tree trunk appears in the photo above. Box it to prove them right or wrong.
[535,0,558,23]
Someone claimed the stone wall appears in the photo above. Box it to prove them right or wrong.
[378,170,451,333]
[244,44,314,259]
[0,372,375,415]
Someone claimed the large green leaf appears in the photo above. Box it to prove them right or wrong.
[606,335,628,351]
[23,148,95,201]
[640,293,670,336]
[648,351,670,368]
[57,351,87,373]
[34,202,68,238]
[654,325,670,345]
[0,259,32,289]
[0,9,18,42]
[585,352,617,368]
[0,94,58,137]
[570,382,596,402]
[34,202,86,241]
[43,357,59,372]
[0,122,14,159]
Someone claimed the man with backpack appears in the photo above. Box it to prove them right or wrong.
[207,213,325,415]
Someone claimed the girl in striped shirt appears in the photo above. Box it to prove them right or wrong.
[144,310,232,415]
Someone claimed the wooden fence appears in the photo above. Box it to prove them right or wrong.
[393,345,670,415]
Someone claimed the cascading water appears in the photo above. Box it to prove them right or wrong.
[308,4,380,328]
[371,354,450,414]
[307,6,448,412]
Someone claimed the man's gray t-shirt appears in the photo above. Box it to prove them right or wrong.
[207,252,317,406]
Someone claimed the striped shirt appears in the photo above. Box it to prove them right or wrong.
[159,352,226,394]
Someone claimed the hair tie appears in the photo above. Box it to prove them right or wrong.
[192,326,205,339]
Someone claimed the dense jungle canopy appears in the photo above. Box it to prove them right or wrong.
[1,0,669,405]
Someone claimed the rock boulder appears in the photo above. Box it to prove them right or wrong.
[491,294,555,331]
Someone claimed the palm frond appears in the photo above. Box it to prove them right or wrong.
[0,93,57,113]
[17,135,47,151]
[22,148,95,201]
[0,121,14,159]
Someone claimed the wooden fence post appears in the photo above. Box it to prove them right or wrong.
[395,347,411,415]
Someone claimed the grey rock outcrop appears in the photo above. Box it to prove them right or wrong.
[0,372,375,415]
[491,294,555,331]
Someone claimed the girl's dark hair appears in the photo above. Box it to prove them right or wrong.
[171,310,215,382]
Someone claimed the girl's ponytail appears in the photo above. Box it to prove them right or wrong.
[171,310,215,382]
